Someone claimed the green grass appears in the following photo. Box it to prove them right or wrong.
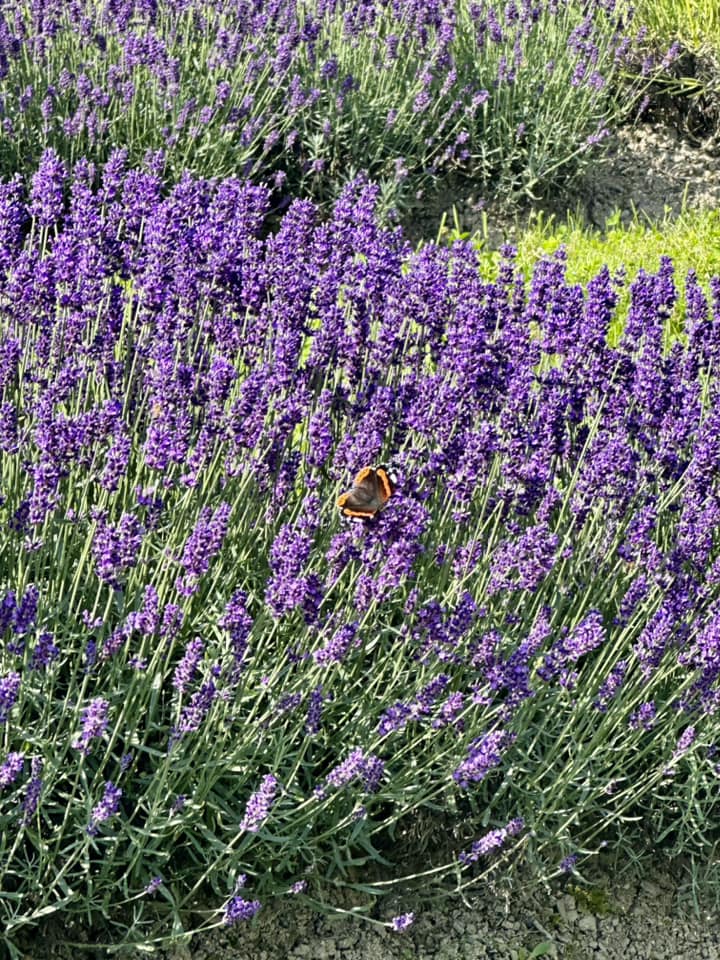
[633,0,720,53]
[455,206,720,341]
[479,207,720,286]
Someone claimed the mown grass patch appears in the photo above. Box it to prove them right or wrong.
[633,0,720,53]
[457,207,720,342]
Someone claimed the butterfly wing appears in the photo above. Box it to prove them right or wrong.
[337,467,383,518]
[374,467,394,504]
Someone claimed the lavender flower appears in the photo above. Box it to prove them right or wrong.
[313,622,358,666]
[0,592,17,636]
[0,672,21,723]
[14,585,39,634]
[540,610,606,683]
[93,513,145,587]
[29,148,66,226]
[673,726,696,758]
[488,523,559,595]
[72,697,110,755]
[175,682,217,739]
[316,748,386,798]
[31,632,60,670]
[172,637,205,694]
[21,757,43,824]
[224,896,262,925]
[240,774,280,832]
[0,751,24,789]
[145,876,163,895]
[176,502,231,596]
[459,817,524,864]
[265,522,315,619]
[219,591,253,681]
[125,584,161,637]
[305,685,325,735]
[593,660,628,712]
[88,781,123,835]
[453,730,506,788]
[629,701,656,732]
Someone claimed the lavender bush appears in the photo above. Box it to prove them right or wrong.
[1,156,720,951]
[0,0,671,210]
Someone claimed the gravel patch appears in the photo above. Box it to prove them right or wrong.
[573,122,720,229]
[406,120,720,247]
[150,860,720,960]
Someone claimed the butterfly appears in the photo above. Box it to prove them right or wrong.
[337,466,394,519]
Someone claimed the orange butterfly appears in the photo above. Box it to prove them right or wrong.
[337,466,394,519]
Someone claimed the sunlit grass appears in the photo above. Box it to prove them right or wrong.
[449,206,720,342]
[633,0,720,53]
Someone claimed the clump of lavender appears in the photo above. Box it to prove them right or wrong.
[1,161,720,955]
[0,0,675,211]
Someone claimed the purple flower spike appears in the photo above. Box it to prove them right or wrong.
[173,637,205,694]
[0,751,24,789]
[459,817,524,865]
[93,513,145,587]
[315,748,386,798]
[31,632,60,670]
[674,726,696,758]
[21,757,44,824]
[173,681,217,742]
[29,148,66,226]
[220,591,253,682]
[629,701,656,731]
[0,672,21,723]
[453,730,506,788]
[145,876,163,895]
[224,896,261,925]
[72,697,110,755]
[176,502,231,596]
[88,780,123,835]
[240,774,280,832]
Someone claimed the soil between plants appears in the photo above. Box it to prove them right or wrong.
[28,119,720,960]
[405,119,720,247]
[154,860,720,960]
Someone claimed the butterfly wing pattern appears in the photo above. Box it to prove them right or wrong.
[337,466,394,519]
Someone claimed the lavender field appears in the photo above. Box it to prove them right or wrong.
[1,1,719,956]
